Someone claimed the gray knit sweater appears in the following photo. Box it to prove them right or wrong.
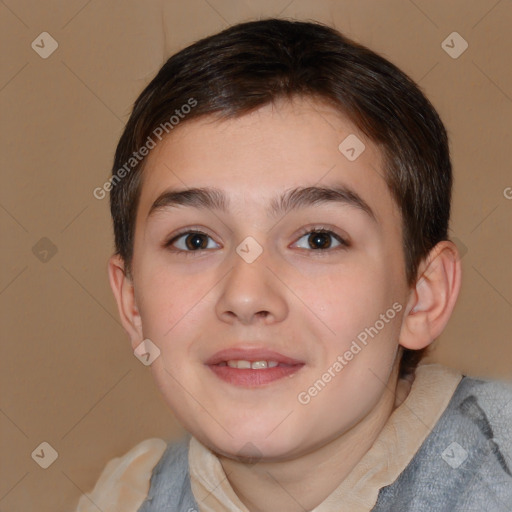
[138,375,512,511]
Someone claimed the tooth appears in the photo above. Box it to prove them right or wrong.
[225,360,280,369]
[227,359,252,369]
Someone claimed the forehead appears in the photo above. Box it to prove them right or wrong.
[136,97,399,227]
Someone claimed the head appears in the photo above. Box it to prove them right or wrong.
[107,19,461,459]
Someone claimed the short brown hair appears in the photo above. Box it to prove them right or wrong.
[110,19,452,378]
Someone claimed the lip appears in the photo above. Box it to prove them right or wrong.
[205,347,305,388]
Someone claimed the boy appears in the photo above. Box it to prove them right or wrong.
[77,19,511,512]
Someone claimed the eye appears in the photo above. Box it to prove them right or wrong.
[164,227,348,255]
[165,230,220,253]
[293,228,348,252]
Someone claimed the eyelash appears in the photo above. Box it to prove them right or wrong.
[164,226,349,257]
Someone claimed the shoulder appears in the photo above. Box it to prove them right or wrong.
[374,374,512,511]
[74,438,168,512]
[452,374,512,447]
[437,375,512,509]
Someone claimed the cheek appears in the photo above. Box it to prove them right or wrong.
[302,261,391,340]
[136,265,212,339]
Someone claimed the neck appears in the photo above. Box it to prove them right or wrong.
[218,360,413,512]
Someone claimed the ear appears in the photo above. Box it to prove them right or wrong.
[108,254,143,349]
[399,240,462,351]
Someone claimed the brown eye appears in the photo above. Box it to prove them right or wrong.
[166,230,220,252]
[293,229,348,252]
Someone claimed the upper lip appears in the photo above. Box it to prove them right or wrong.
[205,347,304,366]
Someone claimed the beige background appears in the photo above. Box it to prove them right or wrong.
[1,0,511,510]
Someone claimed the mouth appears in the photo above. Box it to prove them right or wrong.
[205,348,305,387]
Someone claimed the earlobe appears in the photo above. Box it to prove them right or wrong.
[399,241,462,351]
[107,254,143,348]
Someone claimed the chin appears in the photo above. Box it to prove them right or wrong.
[194,424,305,463]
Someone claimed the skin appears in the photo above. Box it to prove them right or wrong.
[109,97,461,511]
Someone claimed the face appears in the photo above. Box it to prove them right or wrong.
[128,97,410,461]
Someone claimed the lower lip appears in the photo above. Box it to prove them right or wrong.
[208,364,304,387]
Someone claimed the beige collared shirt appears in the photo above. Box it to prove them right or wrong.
[75,363,463,512]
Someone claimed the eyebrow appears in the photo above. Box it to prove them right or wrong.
[147,184,377,223]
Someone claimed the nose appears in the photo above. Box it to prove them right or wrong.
[215,250,288,325]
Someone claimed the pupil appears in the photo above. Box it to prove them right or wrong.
[186,234,206,250]
[310,232,330,249]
